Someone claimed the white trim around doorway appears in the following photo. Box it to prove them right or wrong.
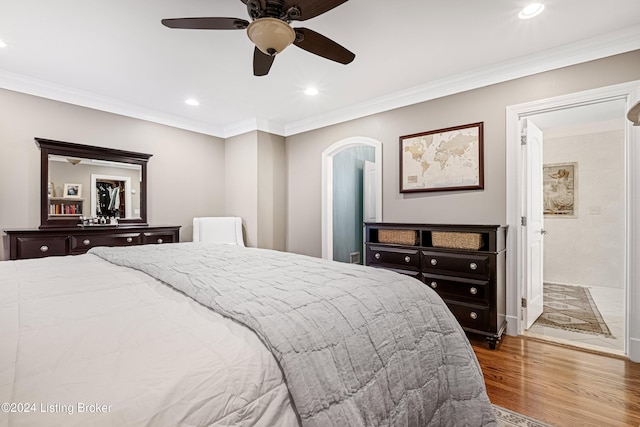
[506,80,640,362]
[321,137,383,261]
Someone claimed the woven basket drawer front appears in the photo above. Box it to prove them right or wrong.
[421,251,490,279]
[422,273,489,304]
[431,231,483,250]
[378,229,419,245]
[367,245,420,270]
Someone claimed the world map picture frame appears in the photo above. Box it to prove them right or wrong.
[399,122,484,193]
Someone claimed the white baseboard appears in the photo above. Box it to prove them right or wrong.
[628,337,640,363]
[505,315,519,336]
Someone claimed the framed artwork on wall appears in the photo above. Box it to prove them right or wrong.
[543,162,577,218]
[399,122,484,193]
[63,183,82,198]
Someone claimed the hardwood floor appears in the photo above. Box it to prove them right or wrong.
[471,335,640,427]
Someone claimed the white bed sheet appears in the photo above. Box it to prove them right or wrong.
[0,254,299,427]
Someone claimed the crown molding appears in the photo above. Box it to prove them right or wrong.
[222,117,286,139]
[1,25,639,140]
[0,69,225,138]
[283,24,640,136]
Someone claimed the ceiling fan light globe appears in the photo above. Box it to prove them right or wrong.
[247,18,295,56]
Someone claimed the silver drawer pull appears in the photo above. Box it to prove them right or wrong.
[470,312,478,320]
[430,281,437,289]
[83,239,91,245]
[375,253,381,260]
[470,287,478,295]
[469,262,477,270]
[40,245,49,252]
[404,256,411,263]
[157,238,164,244]
[126,237,133,243]
[430,258,437,266]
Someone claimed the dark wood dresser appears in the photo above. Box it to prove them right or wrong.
[365,223,507,349]
[4,225,181,260]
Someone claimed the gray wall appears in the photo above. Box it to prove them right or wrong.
[225,131,259,247]
[2,51,639,263]
[225,130,286,250]
[286,50,640,257]
[0,87,225,260]
[257,131,286,251]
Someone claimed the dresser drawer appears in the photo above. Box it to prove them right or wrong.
[422,273,489,303]
[14,236,68,259]
[367,245,420,270]
[444,301,490,331]
[370,265,422,281]
[70,232,142,252]
[143,230,177,245]
[421,251,490,279]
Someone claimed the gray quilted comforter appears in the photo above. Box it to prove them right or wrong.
[90,243,496,427]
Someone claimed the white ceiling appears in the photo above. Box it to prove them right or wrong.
[1,0,639,138]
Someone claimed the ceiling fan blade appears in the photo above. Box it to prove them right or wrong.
[161,17,249,30]
[253,47,275,76]
[293,28,354,64]
[285,0,348,21]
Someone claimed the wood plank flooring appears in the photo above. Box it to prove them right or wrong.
[470,335,640,427]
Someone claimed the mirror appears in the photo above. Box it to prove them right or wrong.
[37,138,151,228]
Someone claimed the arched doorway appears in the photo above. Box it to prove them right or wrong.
[321,137,383,261]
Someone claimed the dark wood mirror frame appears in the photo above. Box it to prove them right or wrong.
[36,138,151,229]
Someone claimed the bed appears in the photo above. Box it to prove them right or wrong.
[0,242,496,426]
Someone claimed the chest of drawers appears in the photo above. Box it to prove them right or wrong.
[365,223,507,349]
[4,226,181,260]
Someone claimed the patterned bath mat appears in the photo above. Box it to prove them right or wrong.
[534,283,613,338]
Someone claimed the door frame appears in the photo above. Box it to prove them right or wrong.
[505,80,640,361]
[321,137,383,261]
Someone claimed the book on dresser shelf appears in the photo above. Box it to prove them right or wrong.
[364,222,507,349]
[48,197,83,216]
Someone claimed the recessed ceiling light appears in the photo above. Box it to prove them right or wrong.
[519,3,545,19]
[304,87,319,96]
[185,98,200,106]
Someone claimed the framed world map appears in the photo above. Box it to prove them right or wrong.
[399,122,484,193]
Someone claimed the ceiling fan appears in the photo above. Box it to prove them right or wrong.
[162,0,355,76]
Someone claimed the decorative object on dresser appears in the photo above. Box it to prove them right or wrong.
[365,222,507,349]
[399,122,484,193]
[2,138,181,260]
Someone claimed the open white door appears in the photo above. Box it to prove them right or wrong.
[362,160,376,261]
[523,118,545,329]
[363,160,376,223]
